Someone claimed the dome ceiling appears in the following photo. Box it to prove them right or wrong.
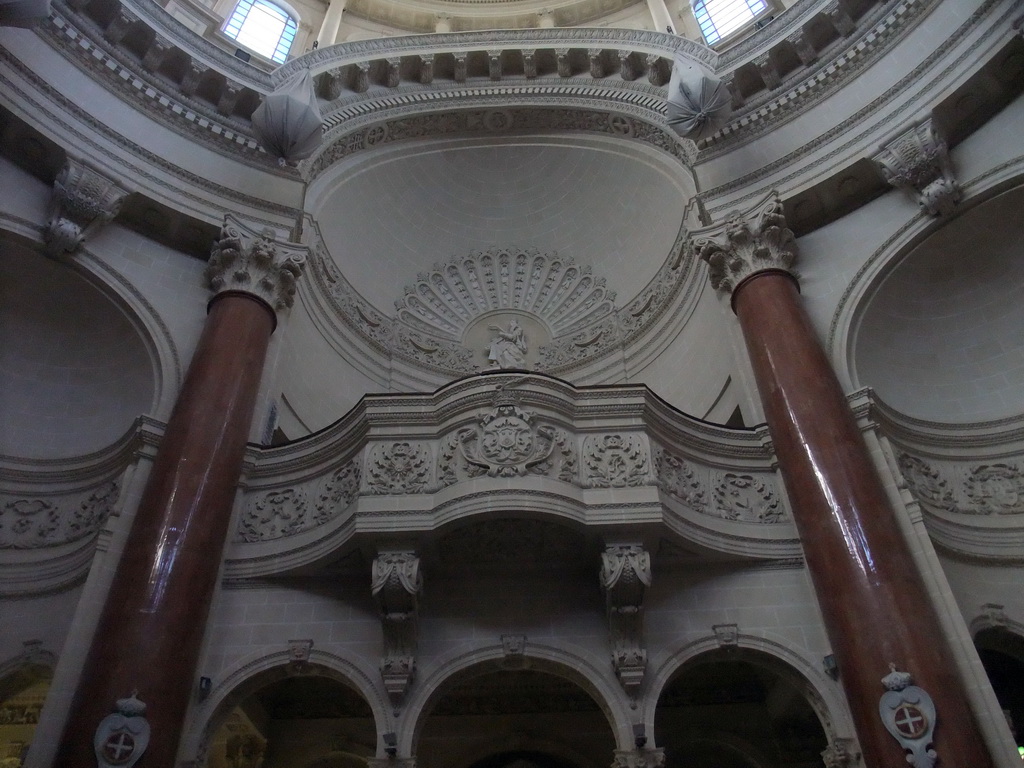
[310,135,693,316]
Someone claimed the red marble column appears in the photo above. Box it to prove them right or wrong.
[55,218,305,767]
[691,196,993,768]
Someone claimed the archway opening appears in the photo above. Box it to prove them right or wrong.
[205,675,375,768]
[418,668,615,768]
[975,627,1024,750]
[0,665,51,766]
[655,651,828,768]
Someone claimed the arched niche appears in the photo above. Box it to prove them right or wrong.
[203,672,377,768]
[848,184,1024,423]
[415,665,616,768]
[0,237,158,458]
[974,626,1024,749]
[653,648,831,768]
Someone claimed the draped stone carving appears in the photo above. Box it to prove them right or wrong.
[372,552,422,705]
[873,117,960,217]
[44,158,129,258]
[206,215,308,311]
[601,544,651,694]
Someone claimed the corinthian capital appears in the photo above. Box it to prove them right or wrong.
[687,193,797,297]
[206,215,307,311]
[873,117,960,216]
[44,158,129,258]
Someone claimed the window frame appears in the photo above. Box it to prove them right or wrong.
[691,0,776,47]
[221,0,299,64]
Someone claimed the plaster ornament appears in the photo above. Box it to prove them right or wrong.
[963,464,1024,515]
[93,693,150,768]
[688,193,797,297]
[820,739,857,768]
[0,0,49,27]
[713,472,783,523]
[365,442,431,494]
[372,552,422,704]
[486,319,528,369]
[251,70,323,164]
[501,634,528,669]
[601,544,651,694]
[873,117,960,216]
[879,665,937,768]
[665,55,732,141]
[0,481,119,549]
[712,623,739,647]
[896,453,953,508]
[654,449,707,509]
[583,434,649,488]
[288,639,313,667]
[43,158,129,258]
[206,215,307,311]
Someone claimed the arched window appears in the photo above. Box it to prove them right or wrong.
[692,0,771,45]
[223,0,298,64]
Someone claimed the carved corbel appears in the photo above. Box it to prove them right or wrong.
[102,8,134,44]
[488,50,502,80]
[588,48,604,79]
[205,214,307,312]
[372,551,422,706]
[216,83,243,116]
[618,50,637,81]
[287,638,313,671]
[141,38,172,72]
[686,192,797,300]
[453,52,467,83]
[386,57,401,88]
[556,48,571,77]
[43,158,129,259]
[522,49,537,79]
[601,544,651,695]
[787,32,818,65]
[419,54,434,84]
[873,117,961,216]
[353,61,370,92]
[645,54,669,86]
[179,62,207,96]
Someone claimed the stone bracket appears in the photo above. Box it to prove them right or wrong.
[873,116,960,216]
[372,551,422,706]
[600,543,651,695]
[44,157,130,259]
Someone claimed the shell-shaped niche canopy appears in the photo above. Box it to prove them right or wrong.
[394,247,617,343]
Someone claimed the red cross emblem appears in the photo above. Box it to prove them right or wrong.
[893,704,928,739]
[102,731,136,764]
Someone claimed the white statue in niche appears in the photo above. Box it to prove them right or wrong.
[486,320,528,369]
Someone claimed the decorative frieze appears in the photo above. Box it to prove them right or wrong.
[43,158,129,258]
[438,397,577,485]
[236,459,360,542]
[365,442,432,494]
[0,481,119,549]
[713,472,783,523]
[688,193,797,297]
[601,544,651,694]
[372,552,422,705]
[583,434,650,488]
[654,449,707,510]
[206,215,307,311]
[897,452,1024,516]
[873,117,960,216]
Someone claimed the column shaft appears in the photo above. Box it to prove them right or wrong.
[316,0,345,48]
[56,292,275,767]
[733,271,992,768]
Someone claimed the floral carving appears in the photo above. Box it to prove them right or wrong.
[897,453,952,507]
[0,481,119,549]
[238,488,307,542]
[713,473,783,523]
[582,434,649,488]
[654,449,707,509]
[365,442,431,494]
[314,460,361,525]
[963,464,1024,515]
[439,399,576,484]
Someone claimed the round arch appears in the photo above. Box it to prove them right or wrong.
[181,649,389,764]
[644,632,856,753]
[400,641,635,757]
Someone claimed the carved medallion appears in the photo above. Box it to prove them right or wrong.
[365,442,431,494]
[963,464,1024,515]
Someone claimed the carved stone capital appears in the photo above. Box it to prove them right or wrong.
[873,117,960,216]
[612,749,665,768]
[687,192,797,297]
[44,158,129,258]
[205,215,307,312]
[821,738,859,768]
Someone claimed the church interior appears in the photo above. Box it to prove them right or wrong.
[2,0,1024,764]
